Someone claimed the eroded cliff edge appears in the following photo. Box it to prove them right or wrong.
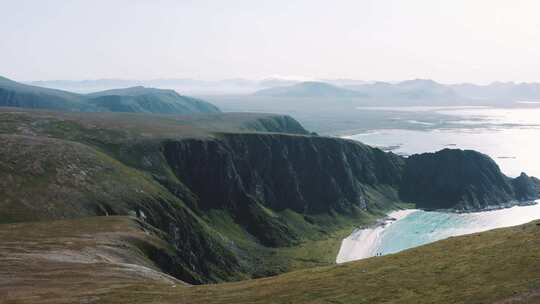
[400,149,540,210]
[0,109,539,285]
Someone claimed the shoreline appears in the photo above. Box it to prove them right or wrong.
[428,200,539,214]
[335,209,417,263]
[336,201,540,264]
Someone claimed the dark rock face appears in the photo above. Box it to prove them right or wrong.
[0,134,242,284]
[162,134,404,246]
[162,137,540,247]
[163,134,403,213]
[399,149,539,210]
[3,108,540,284]
[512,172,540,201]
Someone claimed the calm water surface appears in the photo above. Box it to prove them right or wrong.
[377,203,540,255]
[349,106,540,177]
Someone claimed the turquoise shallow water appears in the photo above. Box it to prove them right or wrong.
[376,203,540,256]
[341,106,540,259]
[377,211,470,255]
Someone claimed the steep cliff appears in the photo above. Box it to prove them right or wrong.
[1,109,540,285]
[512,172,540,201]
[0,134,244,284]
[163,134,403,213]
[399,149,540,210]
[162,134,404,246]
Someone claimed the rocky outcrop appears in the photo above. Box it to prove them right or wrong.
[512,172,540,201]
[399,149,540,210]
[2,109,540,284]
[162,134,404,246]
[163,134,403,212]
[0,134,243,284]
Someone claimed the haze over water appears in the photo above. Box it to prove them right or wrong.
[348,105,540,178]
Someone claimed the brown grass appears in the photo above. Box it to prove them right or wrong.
[3,217,540,304]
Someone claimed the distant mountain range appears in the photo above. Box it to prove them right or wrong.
[0,76,220,114]
[343,79,462,104]
[255,81,366,98]
[253,78,540,105]
[21,76,540,105]
[252,79,461,103]
[26,78,301,95]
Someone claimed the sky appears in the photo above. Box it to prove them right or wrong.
[2,0,540,84]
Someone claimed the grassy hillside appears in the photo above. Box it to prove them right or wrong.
[0,76,85,110]
[151,219,540,304]
[0,76,220,114]
[1,108,538,285]
[3,216,540,304]
[0,108,385,283]
[86,86,220,114]
[0,216,186,304]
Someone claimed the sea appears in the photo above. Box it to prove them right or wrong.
[340,105,540,260]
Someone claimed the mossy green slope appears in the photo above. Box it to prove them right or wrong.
[0,109,393,283]
[1,108,538,286]
[0,76,220,114]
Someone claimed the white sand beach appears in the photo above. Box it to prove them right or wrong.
[336,209,417,263]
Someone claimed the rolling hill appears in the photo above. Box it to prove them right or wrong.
[0,76,86,110]
[0,76,220,114]
[86,86,219,114]
[0,108,538,285]
[1,107,540,303]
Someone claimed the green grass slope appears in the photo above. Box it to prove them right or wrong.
[172,219,540,304]
[0,132,248,284]
[1,108,538,288]
[86,86,220,114]
[0,108,378,283]
[0,76,220,114]
[3,217,540,304]
[0,76,85,110]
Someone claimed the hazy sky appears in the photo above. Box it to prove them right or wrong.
[3,0,540,83]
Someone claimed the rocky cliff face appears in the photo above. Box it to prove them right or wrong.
[2,109,540,285]
[163,134,403,213]
[399,149,540,210]
[0,134,244,284]
[162,134,404,246]
[512,172,540,201]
